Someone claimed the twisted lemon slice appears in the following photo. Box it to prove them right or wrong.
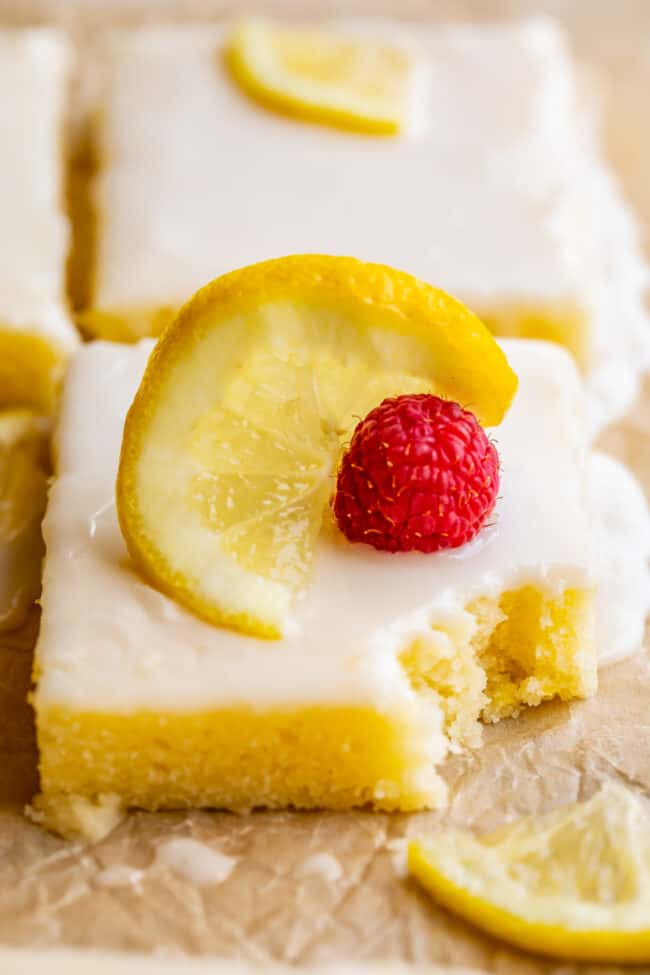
[117,255,517,638]
[409,784,650,964]
[227,18,414,135]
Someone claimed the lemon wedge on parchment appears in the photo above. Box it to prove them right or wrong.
[410,783,650,964]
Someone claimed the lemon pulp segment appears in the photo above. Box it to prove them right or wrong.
[117,255,517,638]
[409,783,650,963]
[227,18,414,134]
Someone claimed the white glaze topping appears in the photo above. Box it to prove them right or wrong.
[36,338,605,714]
[93,19,649,432]
[0,30,77,351]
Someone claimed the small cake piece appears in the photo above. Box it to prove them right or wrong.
[33,337,598,835]
[0,30,79,413]
[84,19,649,431]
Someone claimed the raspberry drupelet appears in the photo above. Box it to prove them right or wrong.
[334,394,499,553]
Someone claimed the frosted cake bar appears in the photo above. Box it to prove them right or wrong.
[0,30,78,412]
[32,338,608,834]
[84,20,649,432]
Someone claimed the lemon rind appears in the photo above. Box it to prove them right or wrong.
[226,19,406,136]
[131,254,517,428]
[409,839,650,963]
[117,255,517,638]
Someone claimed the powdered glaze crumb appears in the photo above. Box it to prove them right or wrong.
[27,792,125,843]
[156,838,237,886]
[95,866,145,890]
[298,852,343,883]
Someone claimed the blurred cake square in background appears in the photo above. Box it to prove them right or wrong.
[82,17,650,433]
[0,29,78,413]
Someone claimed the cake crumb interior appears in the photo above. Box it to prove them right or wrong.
[400,585,595,745]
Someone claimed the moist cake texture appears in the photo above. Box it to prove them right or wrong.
[0,29,78,412]
[84,19,650,431]
[33,338,602,834]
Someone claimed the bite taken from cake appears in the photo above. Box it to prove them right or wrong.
[31,255,649,839]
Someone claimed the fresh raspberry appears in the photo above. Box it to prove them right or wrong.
[334,394,499,553]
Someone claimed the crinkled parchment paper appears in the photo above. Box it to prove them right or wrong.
[1,1,650,972]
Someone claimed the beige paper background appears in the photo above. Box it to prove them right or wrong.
[1,2,649,971]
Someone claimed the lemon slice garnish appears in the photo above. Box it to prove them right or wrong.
[226,18,415,135]
[117,255,517,638]
[0,410,49,631]
[409,783,650,964]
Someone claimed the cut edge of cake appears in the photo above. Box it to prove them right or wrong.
[32,578,595,840]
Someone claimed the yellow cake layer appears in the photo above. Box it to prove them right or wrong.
[0,329,69,414]
[36,705,446,817]
[478,300,590,371]
[35,585,594,836]
[401,586,594,743]
[478,586,595,721]
[76,305,176,343]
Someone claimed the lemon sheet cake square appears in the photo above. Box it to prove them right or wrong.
[33,337,602,835]
[83,19,649,432]
[0,30,79,413]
